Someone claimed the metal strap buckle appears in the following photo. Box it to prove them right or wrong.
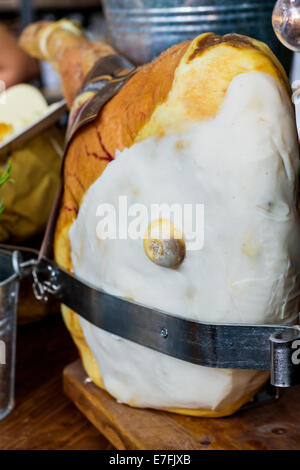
[4,247,60,303]
[32,263,61,303]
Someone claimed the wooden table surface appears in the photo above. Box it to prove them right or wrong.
[3,312,300,450]
[64,360,300,450]
[0,313,113,450]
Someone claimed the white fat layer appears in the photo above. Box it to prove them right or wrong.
[69,71,300,410]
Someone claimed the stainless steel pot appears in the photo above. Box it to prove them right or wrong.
[102,0,291,71]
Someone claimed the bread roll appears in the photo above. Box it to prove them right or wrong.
[19,20,115,106]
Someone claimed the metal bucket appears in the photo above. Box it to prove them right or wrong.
[103,0,291,71]
[0,250,19,420]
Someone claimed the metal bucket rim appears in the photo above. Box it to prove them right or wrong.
[104,4,274,16]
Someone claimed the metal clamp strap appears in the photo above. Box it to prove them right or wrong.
[3,244,299,388]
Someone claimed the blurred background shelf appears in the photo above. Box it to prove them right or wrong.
[0,0,100,12]
[0,0,104,35]
[0,0,105,100]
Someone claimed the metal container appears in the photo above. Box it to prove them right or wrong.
[0,250,19,420]
[103,0,291,71]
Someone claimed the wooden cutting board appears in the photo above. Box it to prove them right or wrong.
[63,359,300,450]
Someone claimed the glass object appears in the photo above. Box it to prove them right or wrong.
[273,0,300,52]
[0,250,19,420]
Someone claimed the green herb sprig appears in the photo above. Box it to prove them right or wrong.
[0,162,12,217]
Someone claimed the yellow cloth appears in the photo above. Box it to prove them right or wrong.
[0,126,63,242]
